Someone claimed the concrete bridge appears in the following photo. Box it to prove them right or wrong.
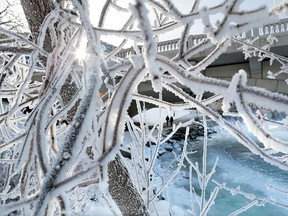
[118,18,288,97]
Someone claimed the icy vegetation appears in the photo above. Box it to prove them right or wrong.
[0,0,288,215]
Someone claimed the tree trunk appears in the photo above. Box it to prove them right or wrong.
[20,0,54,55]
[20,0,79,121]
[20,1,149,215]
[108,155,149,216]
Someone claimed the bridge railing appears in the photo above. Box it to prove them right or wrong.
[235,18,288,39]
[117,18,288,58]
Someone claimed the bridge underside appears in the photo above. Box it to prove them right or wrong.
[197,44,288,95]
[119,23,288,116]
[131,42,288,116]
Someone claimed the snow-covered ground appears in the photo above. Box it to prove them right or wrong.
[132,107,193,126]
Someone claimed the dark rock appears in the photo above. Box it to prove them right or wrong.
[165,146,173,152]
[120,149,131,159]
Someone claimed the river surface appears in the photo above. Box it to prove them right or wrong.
[172,127,288,216]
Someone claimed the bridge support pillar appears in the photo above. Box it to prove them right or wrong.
[249,57,262,78]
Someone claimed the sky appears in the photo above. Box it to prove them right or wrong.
[4,0,283,47]
[88,0,279,47]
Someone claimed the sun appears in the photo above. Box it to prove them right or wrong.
[75,45,87,60]
[75,38,87,60]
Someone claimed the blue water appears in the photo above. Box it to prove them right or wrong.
[178,127,288,216]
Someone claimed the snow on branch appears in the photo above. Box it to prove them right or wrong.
[213,180,288,209]
[131,0,162,92]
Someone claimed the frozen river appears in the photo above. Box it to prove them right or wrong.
[173,127,288,215]
[132,108,288,215]
[93,121,288,215]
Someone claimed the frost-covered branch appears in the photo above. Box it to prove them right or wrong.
[157,55,288,113]
[213,180,288,208]
[163,83,288,170]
